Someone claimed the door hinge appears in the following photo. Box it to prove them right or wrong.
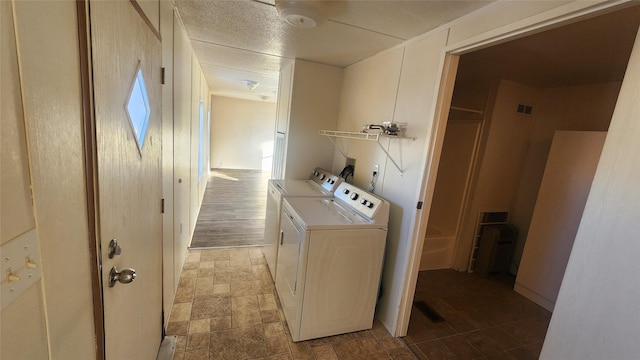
[161,67,165,85]
[161,198,165,214]
[417,201,423,210]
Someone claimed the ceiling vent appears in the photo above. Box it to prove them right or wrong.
[275,0,329,29]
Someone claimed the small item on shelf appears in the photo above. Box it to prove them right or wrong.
[361,122,404,136]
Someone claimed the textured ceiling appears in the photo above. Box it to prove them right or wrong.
[174,1,640,103]
[174,0,493,102]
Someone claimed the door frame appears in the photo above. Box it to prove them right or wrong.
[396,0,636,337]
[76,1,105,359]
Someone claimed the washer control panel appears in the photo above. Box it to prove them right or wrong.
[311,168,342,192]
[335,182,384,220]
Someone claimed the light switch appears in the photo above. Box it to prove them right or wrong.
[1,229,42,310]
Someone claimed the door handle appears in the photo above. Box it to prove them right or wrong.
[279,230,284,246]
[109,266,136,287]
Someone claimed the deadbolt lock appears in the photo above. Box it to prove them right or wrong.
[108,239,122,259]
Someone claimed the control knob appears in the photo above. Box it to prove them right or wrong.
[361,199,369,206]
[320,174,326,180]
[350,193,359,200]
[343,189,350,194]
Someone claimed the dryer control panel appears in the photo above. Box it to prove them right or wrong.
[334,182,388,221]
[310,168,342,192]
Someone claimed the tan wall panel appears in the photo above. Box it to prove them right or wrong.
[455,80,538,268]
[0,286,49,359]
[210,96,276,170]
[285,60,343,180]
[515,130,606,310]
[428,122,480,235]
[160,0,176,328]
[334,30,449,332]
[541,28,640,358]
[13,1,96,358]
[0,0,35,244]
[172,15,193,279]
[331,47,403,183]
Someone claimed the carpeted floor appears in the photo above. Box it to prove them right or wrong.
[190,169,269,248]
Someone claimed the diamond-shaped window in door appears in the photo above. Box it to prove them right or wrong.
[126,63,150,154]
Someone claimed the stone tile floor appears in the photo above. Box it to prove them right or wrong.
[167,247,417,360]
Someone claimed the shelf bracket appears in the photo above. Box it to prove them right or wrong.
[325,135,348,159]
[375,141,403,176]
[319,129,414,176]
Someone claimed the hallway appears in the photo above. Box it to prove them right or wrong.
[191,169,269,248]
[166,247,416,360]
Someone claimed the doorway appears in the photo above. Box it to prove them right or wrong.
[190,96,278,248]
[406,5,640,357]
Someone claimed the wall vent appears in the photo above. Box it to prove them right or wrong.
[517,104,533,115]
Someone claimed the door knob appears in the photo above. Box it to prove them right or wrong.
[109,266,136,287]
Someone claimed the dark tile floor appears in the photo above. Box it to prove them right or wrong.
[402,270,552,360]
[168,247,417,360]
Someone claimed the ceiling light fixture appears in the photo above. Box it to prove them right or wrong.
[243,80,259,90]
[275,0,329,29]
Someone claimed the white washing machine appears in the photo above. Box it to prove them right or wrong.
[275,182,389,342]
[262,168,341,280]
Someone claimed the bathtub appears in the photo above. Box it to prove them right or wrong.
[419,225,456,271]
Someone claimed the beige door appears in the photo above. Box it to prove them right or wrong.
[90,1,163,358]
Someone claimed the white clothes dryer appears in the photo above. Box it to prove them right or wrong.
[262,168,341,280]
[275,182,389,342]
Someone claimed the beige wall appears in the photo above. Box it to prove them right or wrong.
[331,0,632,338]
[210,96,277,170]
[333,28,450,332]
[455,80,538,269]
[515,131,606,311]
[160,0,176,326]
[1,5,213,359]
[1,2,49,357]
[427,121,479,236]
[509,81,620,267]
[1,1,96,358]
[541,26,640,358]
[443,79,619,276]
[284,59,343,180]
[172,14,194,284]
